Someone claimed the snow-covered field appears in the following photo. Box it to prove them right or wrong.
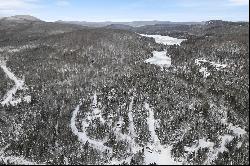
[140,34,186,68]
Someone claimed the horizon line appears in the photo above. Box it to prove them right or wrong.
[1,15,249,23]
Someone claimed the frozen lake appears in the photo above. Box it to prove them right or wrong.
[140,34,186,46]
[140,34,186,68]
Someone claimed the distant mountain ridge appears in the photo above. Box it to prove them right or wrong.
[1,15,248,28]
[0,15,42,23]
[56,20,204,27]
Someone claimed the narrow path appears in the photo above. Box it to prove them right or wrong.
[0,144,42,165]
[70,103,112,152]
[203,110,247,164]
[144,102,182,165]
[0,61,30,106]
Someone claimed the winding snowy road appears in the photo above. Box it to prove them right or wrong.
[0,61,31,106]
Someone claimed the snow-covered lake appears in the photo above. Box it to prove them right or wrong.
[140,34,186,68]
[140,34,186,46]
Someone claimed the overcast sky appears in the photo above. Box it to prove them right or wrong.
[0,0,249,22]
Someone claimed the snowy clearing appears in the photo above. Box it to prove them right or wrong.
[195,58,228,78]
[145,51,171,68]
[195,58,227,70]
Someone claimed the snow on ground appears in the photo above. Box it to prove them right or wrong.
[109,157,133,165]
[0,144,42,165]
[184,107,247,165]
[229,124,247,136]
[199,67,211,78]
[112,108,133,142]
[184,138,215,154]
[71,94,247,165]
[0,155,42,165]
[0,61,31,106]
[145,103,160,145]
[128,97,142,154]
[195,58,228,70]
[70,104,112,152]
[210,62,227,70]
[203,134,234,165]
[145,51,171,69]
[23,95,32,103]
[220,111,247,137]
[144,103,182,165]
[71,95,174,165]
[0,44,37,53]
[140,34,186,46]
[71,95,142,165]
[90,92,106,124]
[195,58,228,78]
[128,97,136,138]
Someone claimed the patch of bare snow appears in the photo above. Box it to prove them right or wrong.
[199,67,211,78]
[195,58,228,78]
[184,138,215,154]
[23,95,32,103]
[203,134,234,165]
[145,51,171,69]
[90,92,106,124]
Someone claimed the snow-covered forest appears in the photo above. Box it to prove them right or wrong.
[0,16,249,165]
